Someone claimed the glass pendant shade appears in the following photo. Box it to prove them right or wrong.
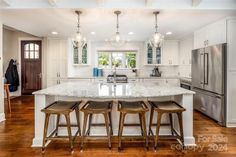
[149,11,164,48]
[108,11,126,47]
[73,11,86,48]
[149,32,164,48]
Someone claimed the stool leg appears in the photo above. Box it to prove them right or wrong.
[177,113,185,149]
[104,113,111,149]
[55,114,60,136]
[108,112,113,136]
[42,113,50,153]
[81,113,89,150]
[141,113,148,149]
[65,114,73,152]
[139,113,144,136]
[6,87,11,113]
[148,105,154,136]
[169,113,174,136]
[86,114,93,136]
[154,113,162,150]
[118,113,126,151]
[75,107,81,136]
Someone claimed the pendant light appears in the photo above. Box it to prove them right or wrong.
[73,10,86,48]
[149,11,164,48]
[108,10,126,47]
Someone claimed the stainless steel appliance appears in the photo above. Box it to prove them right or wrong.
[180,78,191,90]
[192,43,226,126]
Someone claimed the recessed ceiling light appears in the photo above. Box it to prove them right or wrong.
[128,32,134,35]
[91,32,96,35]
[166,32,172,35]
[51,31,58,35]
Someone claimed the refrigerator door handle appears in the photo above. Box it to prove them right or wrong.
[200,53,204,84]
[204,53,209,85]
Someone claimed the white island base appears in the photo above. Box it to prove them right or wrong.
[32,82,196,147]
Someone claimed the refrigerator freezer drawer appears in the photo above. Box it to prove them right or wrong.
[193,89,225,125]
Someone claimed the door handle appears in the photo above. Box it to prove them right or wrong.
[204,53,209,85]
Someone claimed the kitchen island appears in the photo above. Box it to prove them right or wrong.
[32,81,195,147]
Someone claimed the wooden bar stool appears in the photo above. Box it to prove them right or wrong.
[148,101,186,150]
[80,101,113,150]
[117,101,149,151]
[41,101,81,153]
[4,84,11,113]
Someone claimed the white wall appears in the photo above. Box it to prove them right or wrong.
[2,28,40,96]
[67,40,179,78]
[0,21,5,122]
[178,35,193,78]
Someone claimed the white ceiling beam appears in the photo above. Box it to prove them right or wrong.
[48,0,57,6]
[192,0,202,6]
[145,0,153,6]
[96,0,106,5]
[1,0,11,6]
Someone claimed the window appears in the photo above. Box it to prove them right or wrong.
[24,43,40,59]
[98,51,136,69]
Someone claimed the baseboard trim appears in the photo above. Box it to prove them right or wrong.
[0,113,6,123]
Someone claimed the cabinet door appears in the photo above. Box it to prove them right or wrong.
[227,19,236,71]
[47,39,60,79]
[194,28,206,49]
[162,40,179,65]
[59,40,68,78]
[207,19,226,46]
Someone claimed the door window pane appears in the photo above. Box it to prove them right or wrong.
[24,51,29,59]
[30,44,34,51]
[24,44,29,51]
[35,44,39,51]
[30,51,34,59]
[35,51,39,59]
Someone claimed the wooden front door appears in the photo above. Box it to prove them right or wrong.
[21,40,42,95]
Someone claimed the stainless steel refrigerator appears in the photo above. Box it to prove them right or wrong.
[192,43,226,126]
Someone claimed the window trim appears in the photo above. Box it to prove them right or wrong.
[97,50,137,69]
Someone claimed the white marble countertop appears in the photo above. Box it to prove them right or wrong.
[33,82,195,98]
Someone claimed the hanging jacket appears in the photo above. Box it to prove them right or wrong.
[5,59,19,92]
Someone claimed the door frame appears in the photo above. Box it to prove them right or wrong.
[18,37,44,96]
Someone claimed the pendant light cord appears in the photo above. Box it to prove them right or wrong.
[155,12,158,33]
[116,12,119,33]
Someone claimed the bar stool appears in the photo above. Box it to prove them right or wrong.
[41,101,81,153]
[117,101,149,151]
[148,101,186,150]
[4,84,11,113]
[80,101,113,150]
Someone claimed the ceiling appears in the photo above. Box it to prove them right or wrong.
[0,9,236,41]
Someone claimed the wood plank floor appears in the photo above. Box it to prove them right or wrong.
[1,96,236,157]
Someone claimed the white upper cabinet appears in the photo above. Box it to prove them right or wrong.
[194,19,226,49]
[162,40,179,65]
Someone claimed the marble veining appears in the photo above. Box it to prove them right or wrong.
[33,82,195,98]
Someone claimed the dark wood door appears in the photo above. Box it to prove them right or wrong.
[21,40,42,95]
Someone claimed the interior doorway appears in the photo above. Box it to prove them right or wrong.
[21,40,42,95]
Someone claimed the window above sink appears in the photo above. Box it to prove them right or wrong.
[97,51,137,69]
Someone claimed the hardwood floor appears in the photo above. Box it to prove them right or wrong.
[1,96,236,157]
